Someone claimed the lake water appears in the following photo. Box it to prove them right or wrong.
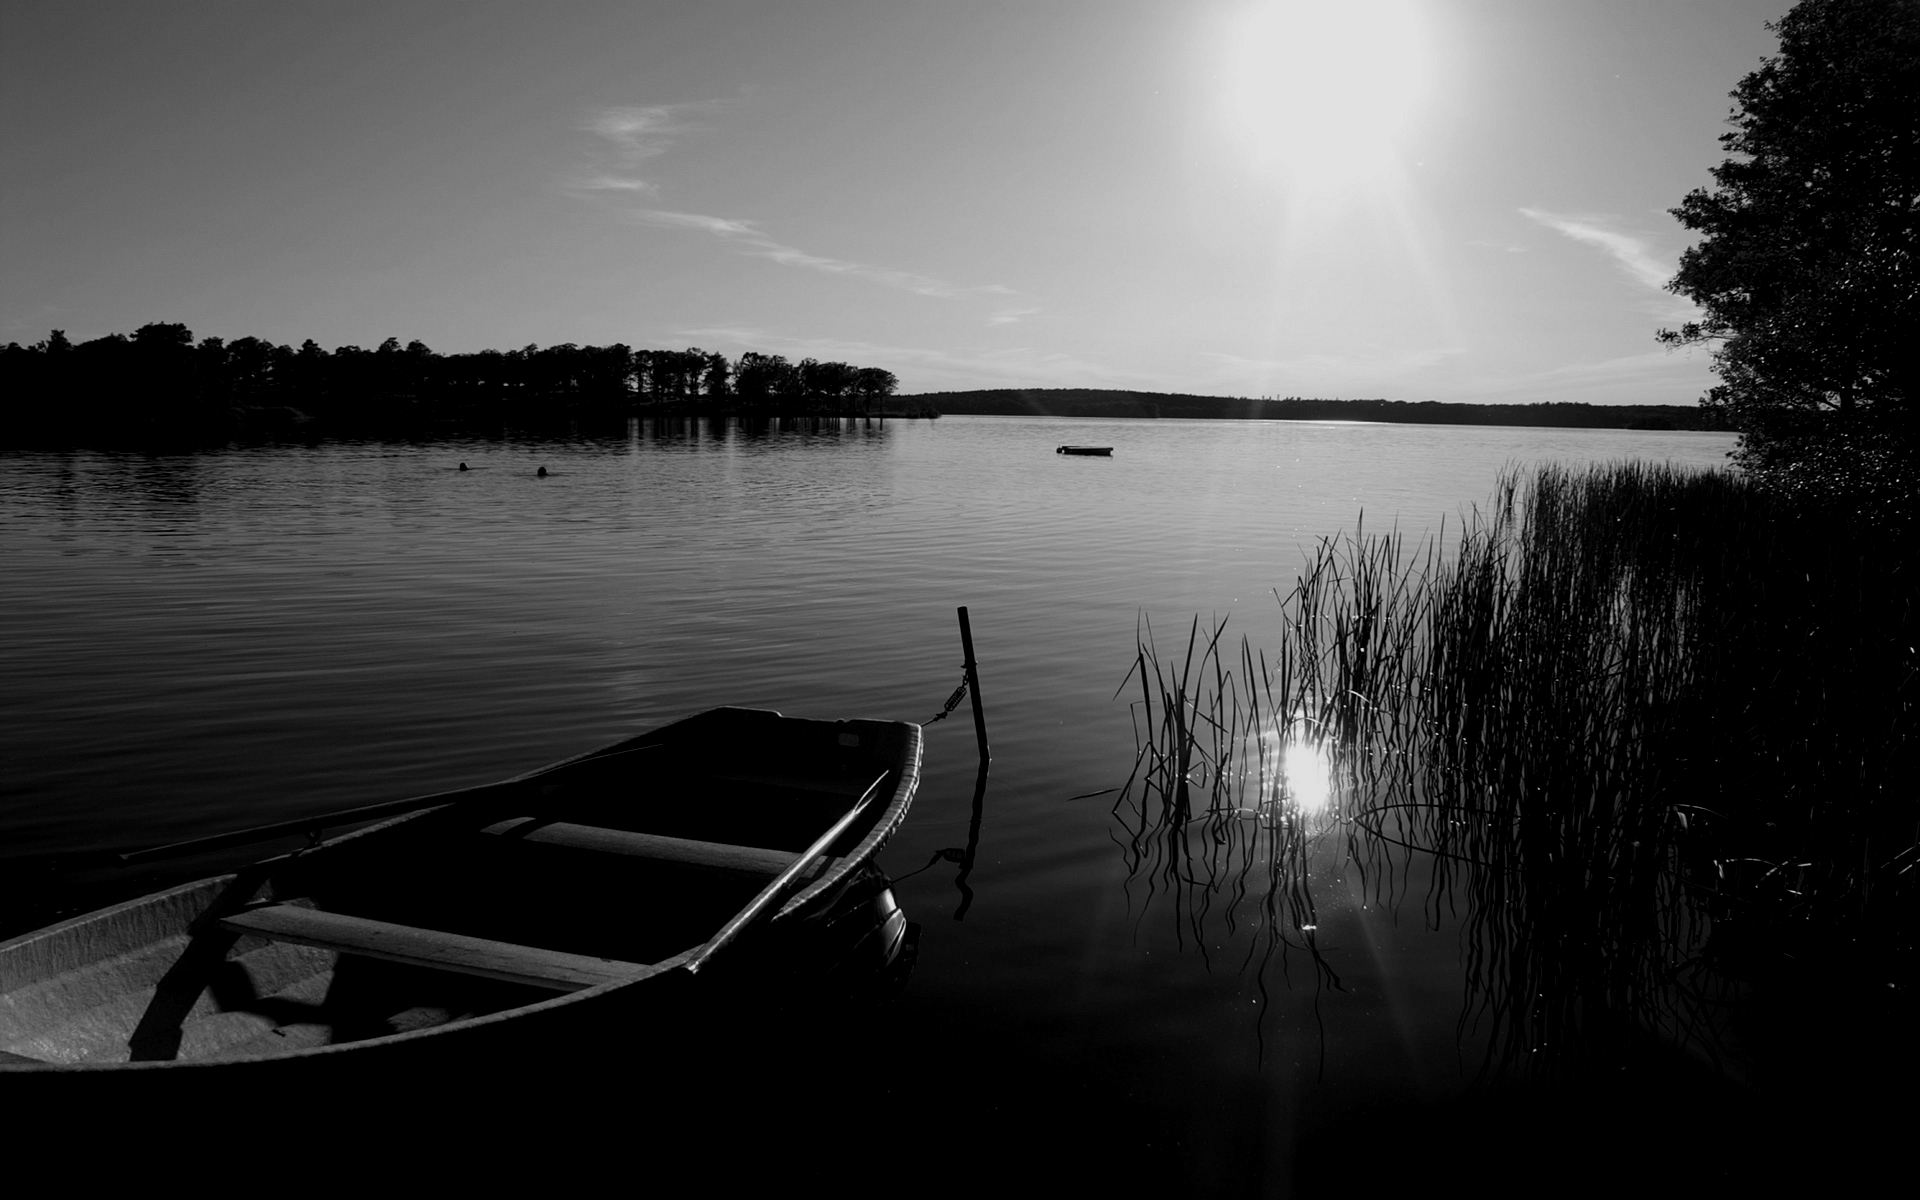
[0,416,1737,1184]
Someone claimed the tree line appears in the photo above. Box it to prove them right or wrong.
[0,324,908,443]
[923,389,1729,430]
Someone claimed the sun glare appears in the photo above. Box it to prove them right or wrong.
[1257,725,1336,815]
[1281,738,1333,814]
[1220,0,1430,188]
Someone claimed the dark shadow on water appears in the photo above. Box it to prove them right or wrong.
[1293,1053,1906,1196]
[1114,464,1916,1191]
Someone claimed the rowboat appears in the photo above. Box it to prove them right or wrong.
[1056,445,1113,456]
[0,707,921,1077]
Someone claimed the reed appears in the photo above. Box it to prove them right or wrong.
[1113,611,1331,1000]
[1116,462,1916,1075]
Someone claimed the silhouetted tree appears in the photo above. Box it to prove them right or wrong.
[732,351,786,411]
[853,367,899,415]
[701,351,732,405]
[226,336,276,398]
[1661,0,1918,507]
[129,323,200,421]
[634,349,664,409]
[798,359,860,411]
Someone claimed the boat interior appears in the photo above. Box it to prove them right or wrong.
[0,711,917,1069]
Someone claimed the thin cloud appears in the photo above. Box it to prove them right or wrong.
[1520,209,1680,291]
[987,307,1043,326]
[1521,208,1701,322]
[637,209,1012,299]
[1467,348,1709,395]
[572,101,725,197]
[636,210,761,239]
[1212,342,1710,406]
[571,103,1015,302]
[577,176,658,194]
[1406,349,1715,407]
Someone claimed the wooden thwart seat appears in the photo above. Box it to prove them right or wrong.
[218,905,651,993]
[481,819,839,879]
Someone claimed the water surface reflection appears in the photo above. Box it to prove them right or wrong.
[2,419,1758,1186]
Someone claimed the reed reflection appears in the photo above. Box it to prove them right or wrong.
[1119,463,1916,1080]
[1113,618,1343,1011]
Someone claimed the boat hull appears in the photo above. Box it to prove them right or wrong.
[0,708,921,1079]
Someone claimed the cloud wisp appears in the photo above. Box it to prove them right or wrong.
[572,102,726,198]
[633,209,1012,300]
[573,103,1014,302]
[1432,348,1714,406]
[1520,208,1671,289]
[1520,208,1699,320]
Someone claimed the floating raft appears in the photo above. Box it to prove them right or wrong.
[1056,446,1113,456]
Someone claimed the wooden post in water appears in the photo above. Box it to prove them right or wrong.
[957,606,990,766]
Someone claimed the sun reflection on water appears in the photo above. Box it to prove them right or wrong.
[1254,724,1336,817]
[1282,737,1333,814]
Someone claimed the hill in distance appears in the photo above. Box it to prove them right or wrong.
[914,389,1727,431]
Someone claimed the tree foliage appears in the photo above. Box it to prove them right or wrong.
[1661,0,1919,504]
[0,326,906,444]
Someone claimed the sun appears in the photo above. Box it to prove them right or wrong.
[1218,0,1431,189]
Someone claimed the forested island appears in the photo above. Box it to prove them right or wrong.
[0,325,926,444]
[921,388,1730,430]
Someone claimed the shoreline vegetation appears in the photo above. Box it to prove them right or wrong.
[921,387,1729,430]
[1124,462,1915,1083]
[0,323,1730,449]
[0,323,932,447]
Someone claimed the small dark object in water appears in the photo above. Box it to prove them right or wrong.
[1057,446,1113,456]
[537,466,549,477]
[458,462,468,471]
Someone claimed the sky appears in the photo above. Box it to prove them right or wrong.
[1,0,1794,404]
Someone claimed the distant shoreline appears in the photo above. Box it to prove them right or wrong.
[912,388,1728,432]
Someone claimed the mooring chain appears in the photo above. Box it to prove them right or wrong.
[926,672,970,724]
